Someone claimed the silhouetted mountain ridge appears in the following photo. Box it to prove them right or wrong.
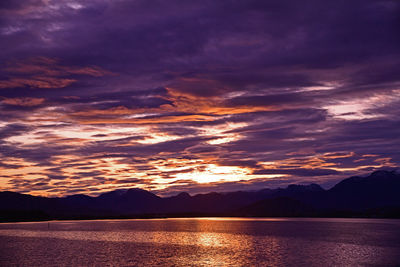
[1,170,399,221]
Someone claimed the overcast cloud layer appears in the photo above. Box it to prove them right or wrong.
[0,0,399,196]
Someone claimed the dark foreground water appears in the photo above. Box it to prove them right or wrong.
[0,218,399,266]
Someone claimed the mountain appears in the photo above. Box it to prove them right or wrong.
[326,170,400,210]
[237,197,315,217]
[238,170,400,217]
[1,170,399,221]
[96,188,162,214]
[322,170,399,213]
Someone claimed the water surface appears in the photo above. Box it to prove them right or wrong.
[0,217,399,266]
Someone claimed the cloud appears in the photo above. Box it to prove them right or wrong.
[253,168,339,177]
[0,57,112,90]
[2,97,45,106]
[0,0,399,196]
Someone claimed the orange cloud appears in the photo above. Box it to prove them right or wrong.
[0,76,76,89]
[2,97,45,106]
[66,66,113,77]
[77,114,217,125]
[0,57,112,89]
[5,57,112,77]
[66,87,275,125]
[72,106,134,117]
[163,87,276,115]
[362,154,379,158]
[322,152,354,159]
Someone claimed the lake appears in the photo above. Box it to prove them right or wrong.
[0,217,399,266]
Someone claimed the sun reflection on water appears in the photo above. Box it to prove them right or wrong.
[1,218,399,266]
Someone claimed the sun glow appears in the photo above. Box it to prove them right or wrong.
[175,164,251,183]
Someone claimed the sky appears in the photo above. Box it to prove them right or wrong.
[0,0,399,197]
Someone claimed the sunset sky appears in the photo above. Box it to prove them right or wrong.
[0,0,399,197]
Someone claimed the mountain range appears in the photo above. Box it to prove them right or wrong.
[1,170,399,222]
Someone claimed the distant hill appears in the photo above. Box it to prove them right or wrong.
[1,170,399,222]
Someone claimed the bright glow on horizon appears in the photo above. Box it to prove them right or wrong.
[175,164,252,184]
